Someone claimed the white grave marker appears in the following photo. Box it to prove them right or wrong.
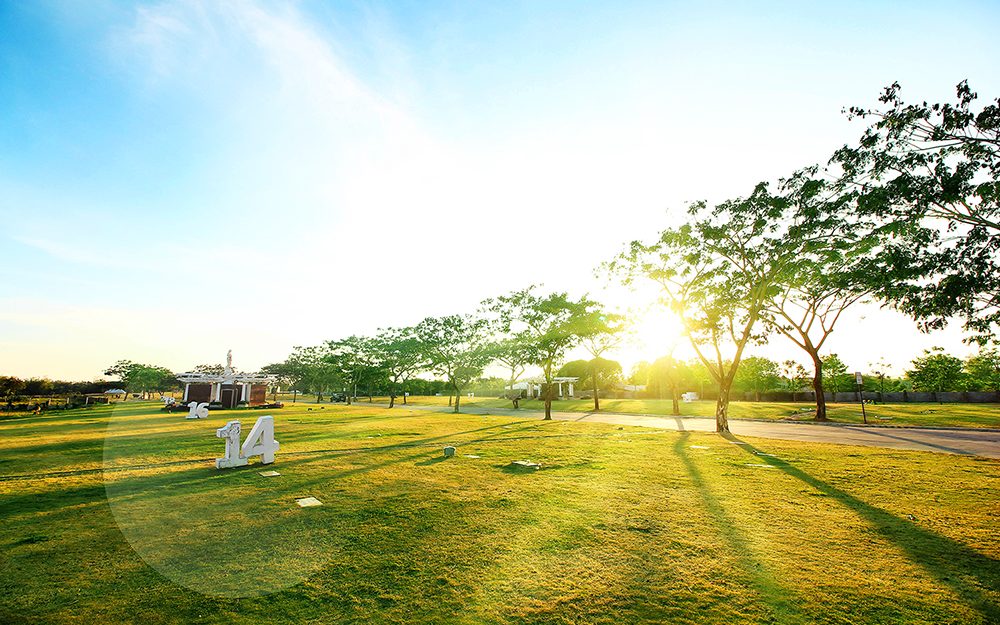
[214,416,280,469]
[215,420,247,469]
[240,415,279,464]
[187,401,209,419]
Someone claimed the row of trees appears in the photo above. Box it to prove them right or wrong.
[0,376,112,401]
[102,361,179,399]
[605,80,998,430]
[630,348,1000,403]
[262,82,996,432]
[263,287,623,419]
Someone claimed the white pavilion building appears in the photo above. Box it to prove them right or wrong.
[505,376,578,399]
[176,351,274,409]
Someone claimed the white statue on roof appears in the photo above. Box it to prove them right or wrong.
[223,349,235,383]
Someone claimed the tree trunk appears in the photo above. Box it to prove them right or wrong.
[542,384,554,420]
[448,394,453,407]
[715,384,731,432]
[592,367,600,412]
[454,387,461,413]
[671,384,680,416]
[810,352,829,421]
[389,393,395,408]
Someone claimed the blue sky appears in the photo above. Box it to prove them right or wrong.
[2,0,998,379]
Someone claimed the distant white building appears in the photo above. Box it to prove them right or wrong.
[176,350,274,409]
[505,376,578,399]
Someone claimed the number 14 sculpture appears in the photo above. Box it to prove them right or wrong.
[215,415,279,469]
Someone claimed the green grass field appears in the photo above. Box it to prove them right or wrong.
[374,396,1000,429]
[1,402,998,624]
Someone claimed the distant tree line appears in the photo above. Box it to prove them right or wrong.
[262,286,621,419]
[626,348,999,403]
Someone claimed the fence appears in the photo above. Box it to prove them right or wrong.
[740,390,1000,403]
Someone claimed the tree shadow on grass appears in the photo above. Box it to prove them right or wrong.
[674,432,807,624]
[844,427,974,456]
[722,432,1000,622]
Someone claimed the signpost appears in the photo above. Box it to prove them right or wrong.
[855,372,868,424]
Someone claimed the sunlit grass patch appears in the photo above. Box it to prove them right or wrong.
[0,403,997,624]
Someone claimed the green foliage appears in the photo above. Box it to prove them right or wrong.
[323,337,378,398]
[3,403,998,624]
[906,348,966,392]
[607,185,824,428]
[368,326,428,403]
[557,357,622,391]
[833,81,1000,343]
[964,349,1000,391]
[485,287,605,413]
[777,360,810,392]
[733,356,782,395]
[0,376,24,400]
[413,314,494,410]
[821,354,853,393]
[491,334,541,391]
[102,360,177,396]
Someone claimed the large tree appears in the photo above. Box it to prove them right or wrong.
[756,168,877,420]
[608,185,816,432]
[821,353,852,393]
[907,348,966,393]
[103,360,177,399]
[646,355,693,415]
[413,315,493,413]
[965,349,1000,392]
[323,336,376,404]
[371,326,427,408]
[492,334,540,408]
[486,288,604,420]
[732,356,781,401]
[0,376,25,406]
[832,80,1000,343]
[578,311,625,411]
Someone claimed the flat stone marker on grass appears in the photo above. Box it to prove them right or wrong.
[745,463,776,469]
[464,454,481,459]
[259,470,280,477]
[444,446,456,457]
[690,445,710,449]
[295,497,323,507]
[508,460,541,470]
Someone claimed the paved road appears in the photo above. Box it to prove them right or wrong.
[380,403,1000,459]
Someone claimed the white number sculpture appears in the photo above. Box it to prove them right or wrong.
[215,420,246,469]
[187,401,210,419]
[215,416,279,469]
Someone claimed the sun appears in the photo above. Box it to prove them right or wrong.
[614,306,688,369]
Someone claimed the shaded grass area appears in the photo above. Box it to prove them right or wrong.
[378,396,1000,429]
[0,403,998,624]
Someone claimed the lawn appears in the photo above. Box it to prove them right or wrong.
[377,395,1000,429]
[1,402,998,624]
